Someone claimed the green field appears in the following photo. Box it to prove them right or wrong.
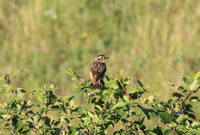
[0,0,200,99]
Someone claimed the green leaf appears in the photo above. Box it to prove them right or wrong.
[60,116,71,124]
[63,95,74,101]
[1,114,11,119]
[107,80,119,89]
[149,112,156,119]
[190,80,200,92]
[194,71,200,80]
[182,76,192,84]
[129,87,144,94]
[158,111,172,123]
[128,88,139,94]
[68,126,77,134]
[5,86,15,94]
[65,68,79,80]
[88,111,95,118]
[176,114,187,124]
[54,119,61,126]
[35,88,47,104]
[186,129,200,135]
[16,88,26,99]
[103,89,121,96]
[121,77,130,85]
[119,69,124,76]
[112,101,126,110]
[123,95,129,102]
[137,80,143,87]
[153,126,164,135]
[176,125,188,133]
[69,100,75,107]
[50,84,58,91]
[164,129,173,135]
[190,96,199,103]
[191,121,200,128]
[94,105,102,112]
[41,116,51,126]
[16,123,29,134]
[21,126,29,133]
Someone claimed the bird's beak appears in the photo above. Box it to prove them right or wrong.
[105,56,109,59]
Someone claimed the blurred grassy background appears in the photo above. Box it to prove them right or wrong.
[0,0,200,98]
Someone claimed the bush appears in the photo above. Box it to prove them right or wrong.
[0,68,200,135]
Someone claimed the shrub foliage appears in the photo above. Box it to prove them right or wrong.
[0,68,200,135]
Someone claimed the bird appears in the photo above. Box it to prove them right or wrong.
[90,54,109,89]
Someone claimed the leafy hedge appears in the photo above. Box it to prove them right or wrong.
[0,69,200,135]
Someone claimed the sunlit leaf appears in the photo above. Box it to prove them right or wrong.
[65,68,79,80]
[194,72,200,80]
[16,88,26,99]
[128,88,138,94]
[182,76,192,84]
[190,80,200,92]
[190,96,199,103]
[119,69,124,76]
[112,101,126,110]
[5,86,15,94]
[123,95,129,102]
[50,84,58,91]
[187,129,200,135]
[107,80,119,89]
[176,114,187,124]
[191,121,200,128]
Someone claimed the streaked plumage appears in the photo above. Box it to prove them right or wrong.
[90,54,108,89]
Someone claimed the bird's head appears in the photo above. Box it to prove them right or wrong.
[94,54,109,63]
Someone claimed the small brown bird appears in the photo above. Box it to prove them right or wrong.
[90,54,109,89]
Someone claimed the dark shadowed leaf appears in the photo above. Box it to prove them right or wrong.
[121,77,130,85]
[164,129,173,135]
[158,111,172,123]
[153,126,164,135]
[172,92,183,98]
[137,80,143,87]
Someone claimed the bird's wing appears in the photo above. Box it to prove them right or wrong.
[90,62,106,83]
[99,63,106,80]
